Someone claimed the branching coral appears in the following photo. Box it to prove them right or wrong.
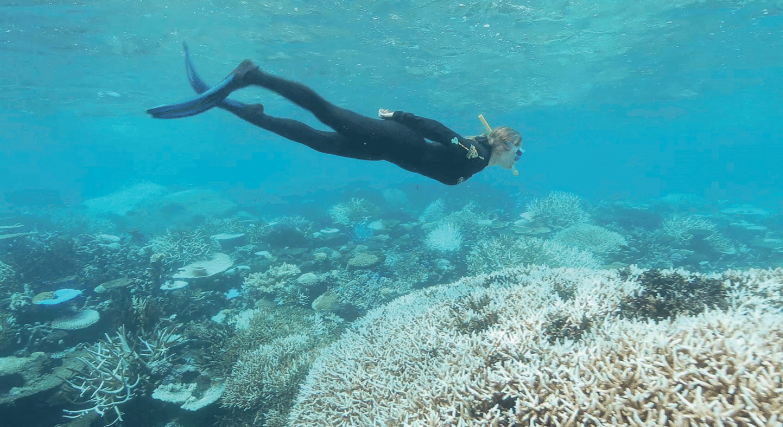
[148,229,216,268]
[552,223,628,254]
[467,235,599,274]
[243,263,303,305]
[620,268,729,320]
[662,214,734,254]
[63,324,184,426]
[327,198,380,226]
[222,334,313,411]
[288,265,783,426]
[0,260,14,284]
[63,327,142,426]
[424,222,463,252]
[525,191,589,229]
[217,307,346,426]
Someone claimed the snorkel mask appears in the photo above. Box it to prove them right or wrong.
[478,114,522,177]
[513,147,523,162]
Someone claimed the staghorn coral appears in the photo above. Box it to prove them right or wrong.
[217,306,345,426]
[424,222,463,252]
[288,265,783,427]
[721,267,783,313]
[62,324,184,426]
[480,310,783,426]
[525,191,589,230]
[661,214,735,254]
[552,223,628,254]
[243,263,303,305]
[331,270,409,314]
[63,327,143,426]
[222,334,313,411]
[467,235,599,274]
[327,198,380,226]
[0,260,14,284]
[148,229,216,268]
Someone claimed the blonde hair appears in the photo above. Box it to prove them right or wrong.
[488,127,522,150]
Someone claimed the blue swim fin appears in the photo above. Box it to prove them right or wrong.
[183,43,209,95]
[146,70,240,119]
[182,43,248,111]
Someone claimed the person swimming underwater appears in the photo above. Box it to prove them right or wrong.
[147,44,523,185]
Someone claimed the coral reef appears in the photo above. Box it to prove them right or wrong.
[525,191,589,230]
[424,222,463,252]
[662,214,735,254]
[148,229,217,269]
[222,334,312,411]
[62,324,184,426]
[552,223,628,254]
[467,235,599,275]
[419,198,446,223]
[619,268,729,321]
[288,265,783,426]
[243,263,303,305]
[208,304,345,426]
[327,198,380,226]
[2,185,781,427]
[0,261,13,284]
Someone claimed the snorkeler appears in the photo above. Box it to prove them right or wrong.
[147,44,523,185]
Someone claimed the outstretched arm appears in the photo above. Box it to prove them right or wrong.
[378,110,461,145]
[379,109,489,161]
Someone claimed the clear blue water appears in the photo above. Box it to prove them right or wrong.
[1,2,783,426]
[2,0,780,203]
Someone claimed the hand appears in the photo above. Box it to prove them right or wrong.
[378,109,394,119]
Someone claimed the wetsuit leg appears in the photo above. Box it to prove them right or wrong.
[179,50,378,160]
[221,103,377,160]
[240,70,415,143]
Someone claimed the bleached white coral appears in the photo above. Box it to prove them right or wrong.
[418,198,445,223]
[467,235,599,274]
[0,261,13,284]
[243,263,301,294]
[722,267,783,313]
[327,198,379,225]
[553,223,628,253]
[425,222,462,252]
[525,191,589,229]
[662,214,734,253]
[288,266,783,427]
[222,334,312,411]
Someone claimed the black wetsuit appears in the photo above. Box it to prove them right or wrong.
[218,72,493,185]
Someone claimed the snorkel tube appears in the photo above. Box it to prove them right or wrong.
[478,114,519,177]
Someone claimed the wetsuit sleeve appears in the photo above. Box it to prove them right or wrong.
[387,111,490,162]
[388,111,462,146]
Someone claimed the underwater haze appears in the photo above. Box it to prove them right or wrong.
[2,1,783,427]
[0,0,780,200]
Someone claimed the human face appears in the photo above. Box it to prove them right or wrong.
[495,143,522,169]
